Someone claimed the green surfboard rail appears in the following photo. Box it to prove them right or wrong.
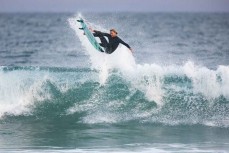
[78,18,104,52]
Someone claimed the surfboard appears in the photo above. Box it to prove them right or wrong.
[77,18,104,52]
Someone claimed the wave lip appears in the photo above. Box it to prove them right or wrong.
[0,66,96,119]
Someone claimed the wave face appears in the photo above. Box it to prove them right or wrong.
[1,63,229,127]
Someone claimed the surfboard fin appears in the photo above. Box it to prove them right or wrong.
[77,19,83,23]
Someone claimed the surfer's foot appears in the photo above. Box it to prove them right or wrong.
[89,27,94,32]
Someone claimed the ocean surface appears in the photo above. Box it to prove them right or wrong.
[0,12,229,152]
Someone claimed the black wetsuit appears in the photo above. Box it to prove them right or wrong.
[93,30,131,54]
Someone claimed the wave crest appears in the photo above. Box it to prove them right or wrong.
[0,64,229,127]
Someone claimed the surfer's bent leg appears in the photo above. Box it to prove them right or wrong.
[99,37,108,47]
[93,31,108,47]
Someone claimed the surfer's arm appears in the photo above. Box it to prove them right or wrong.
[119,38,133,53]
[119,38,131,49]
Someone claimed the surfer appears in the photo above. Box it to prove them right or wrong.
[90,28,132,54]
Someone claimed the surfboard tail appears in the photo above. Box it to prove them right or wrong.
[77,18,105,53]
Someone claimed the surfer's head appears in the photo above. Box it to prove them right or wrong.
[110,29,118,37]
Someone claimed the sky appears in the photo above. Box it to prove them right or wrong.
[0,0,229,13]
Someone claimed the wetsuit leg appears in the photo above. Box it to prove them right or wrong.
[99,37,108,48]
[93,31,113,54]
[93,32,108,48]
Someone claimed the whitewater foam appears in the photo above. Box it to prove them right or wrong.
[1,62,229,126]
[0,68,52,118]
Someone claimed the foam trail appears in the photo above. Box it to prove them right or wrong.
[98,55,109,85]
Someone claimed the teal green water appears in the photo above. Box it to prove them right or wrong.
[0,13,229,152]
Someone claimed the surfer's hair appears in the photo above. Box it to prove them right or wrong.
[110,29,118,34]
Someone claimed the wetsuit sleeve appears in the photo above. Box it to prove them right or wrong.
[119,38,131,49]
